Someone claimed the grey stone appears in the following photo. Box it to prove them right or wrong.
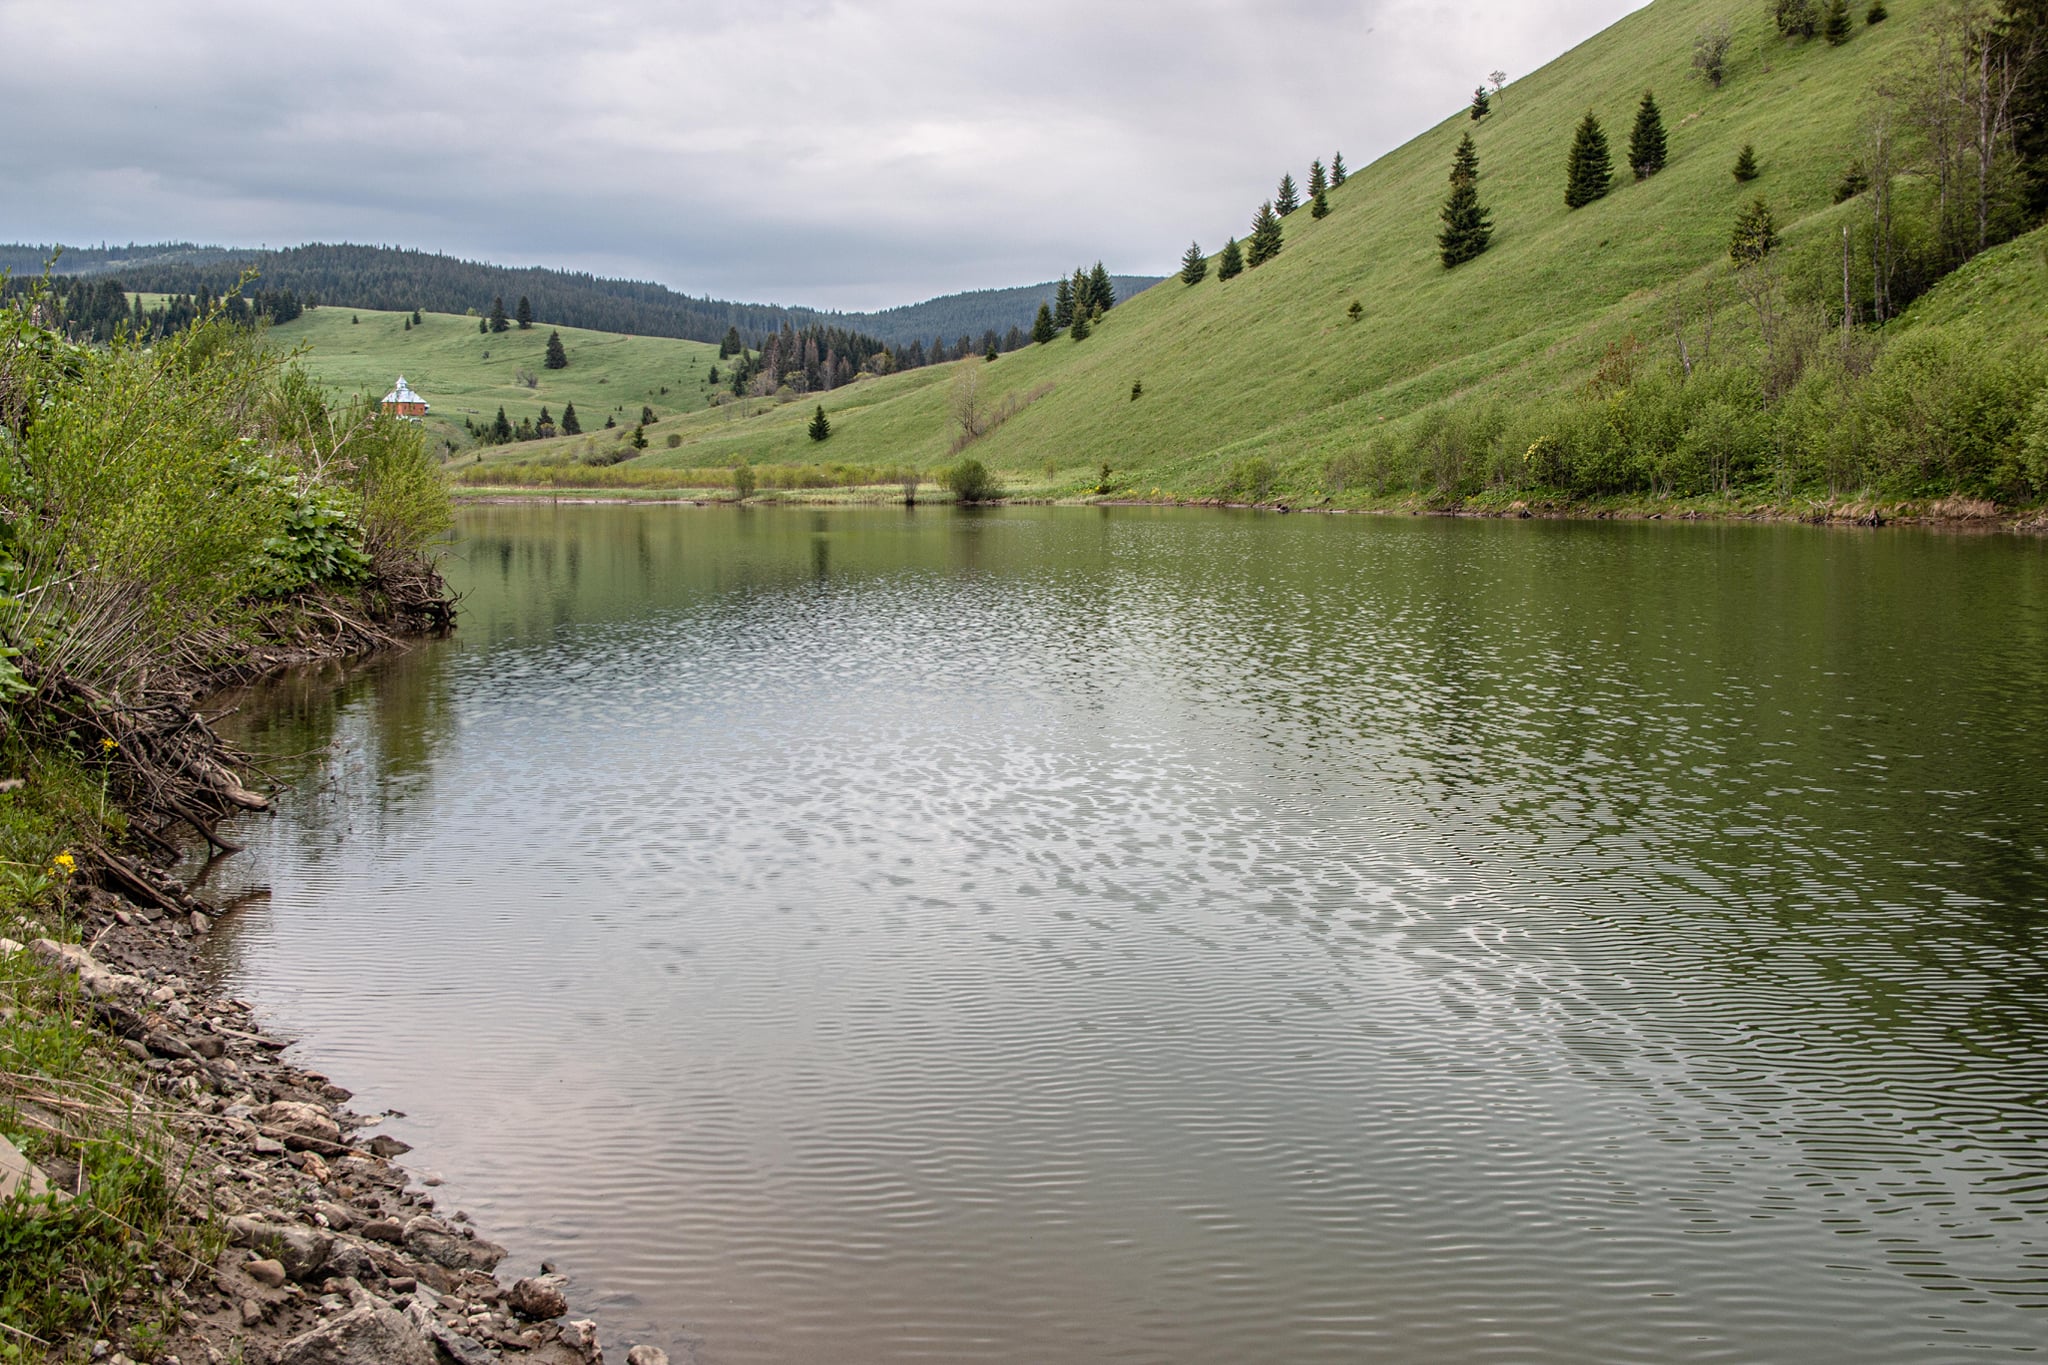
[254,1100,342,1151]
[626,1349,671,1365]
[27,939,141,998]
[507,1275,569,1321]
[277,1296,436,1365]
[404,1216,506,1273]
[360,1217,405,1244]
[228,1217,333,1282]
[366,1133,412,1159]
[245,1258,288,1288]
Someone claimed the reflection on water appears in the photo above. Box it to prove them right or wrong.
[197,506,2048,1364]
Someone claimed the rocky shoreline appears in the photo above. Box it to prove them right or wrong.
[12,867,668,1365]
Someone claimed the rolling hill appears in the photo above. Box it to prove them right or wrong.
[448,0,2048,509]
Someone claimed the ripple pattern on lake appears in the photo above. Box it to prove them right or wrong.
[200,508,2048,1364]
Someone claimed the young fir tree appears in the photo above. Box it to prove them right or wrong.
[1438,132,1495,268]
[489,296,509,332]
[1733,142,1760,182]
[412,308,423,324]
[718,326,741,359]
[1073,269,1096,321]
[1308,159,1328,198]
[1053,276,1075,329]
[1217,237,1245,280]
[631,424,648,450]
[1824,0,1852,44]
[1180,241,1210,285]
[1866,2,1887,22]
[1070,307,1091,341]
[985,338,999,361]
[1311,189,1330,219]
[641,404,656,425]
[1629,90,1668,179]
[403,318,411,331]
[478,318,487,334]
[1730,196,1779,263]
[515,296,533,329]
[1330,151,1348,186]
[1471,85,1492,119]
[492,406,512,441]
[604,414,616,429]
[1089,262,1117,312]
[707,364,720,384]
[544,329,568,369]
[1033,303,1057,343]
[809,404,831,441]
[561,402,581,435]
[537,406,554,436]
[1565,111,1614,207]
[1248,201,1285,266]
[1276,173,1301,215]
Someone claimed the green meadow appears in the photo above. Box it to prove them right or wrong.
[281,0,2047,507]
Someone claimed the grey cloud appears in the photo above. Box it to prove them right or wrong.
[1,0,1645,309]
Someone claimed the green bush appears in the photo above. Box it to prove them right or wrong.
[943,457,1004,503]
[1225,456,1278,501]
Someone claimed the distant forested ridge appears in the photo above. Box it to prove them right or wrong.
[0,241,1159,350]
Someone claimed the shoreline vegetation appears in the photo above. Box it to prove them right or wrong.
[0,289,660,1363]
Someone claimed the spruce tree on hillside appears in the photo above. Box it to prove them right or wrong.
[1248,201,1285,265]
[1034,302,1057,342]
[1866,2,1887,21]
[516,295,533,329]
[1308,159,1328,198]
[1276,173,1300,215]
[641,405,656,425]
[1218,236,1245,280]
[561,402,581,435]
[488,296,509,332]
[1734,142,1760,181]
[544,329,568,369]
[809,404,831,441]
[1564,111,1614,207]
[1331,151,1348,185]
[1438,132,1495,268]
[1311,189,1330,219]
[1071,268,1093,320]
[1179,241,1210,285]
[479,318,488,334]
[1471,86,1491,119]
[1053,276,1075,328]
[1088,262,1116,312]
[1824,0,1852,43]
[1730,196,1780,262]
[1629,90,1668,179]
[1070,308,1091,341]
[719,326,741,359]
[492,406,512,441]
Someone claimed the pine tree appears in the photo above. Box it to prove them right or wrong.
[492,406,512,441]
[1348,299,1364,322]
[1565,110,1614,208]
[1438,132,1495,268]
[544,329,568,369]
[537,406,554,436]
[403,318,411,331]
[479,318,488,334]
[1089,262,1116,312]
[809,405,831,441]
[1071,268,1092,321]
[1053,276,1074,328]
[707,365,719,384]
[1331,152,1347,186]
[641,404,656,425]
[1629,90,1668,179]
[1824,0,1852,43]
[1730,196,1779,262]
[604,414,616,429]
[412,308,422,324]
[631,424,648,450]
[1248,202,1285,266]
[489,296,508,332]
[1308,159,1328,198]
[1070,308,1091,341]
[515,296,533,329]
[1033,303,1057,343]
[1311,190,1330,219]
[1734,142,1760,182]
[1179,241,1209,285]
[1218,237,1245,280]
[561,402,580,435]
[1866,2,1886,22]
[1471,86,1491,119]
[719,326,741,359]
[1276,173,1300,215]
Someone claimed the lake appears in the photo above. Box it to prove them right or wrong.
[197,504,2048,1363]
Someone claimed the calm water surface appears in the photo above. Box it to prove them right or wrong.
[197,506,2048,1363]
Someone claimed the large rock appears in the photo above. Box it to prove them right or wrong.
[253,1100,343,1152]
[626,1348,671,1365]
[508,1274,570,1321]
[0,1134,59,1202]
[228,1217,333,1282]
[27,940,141,998]
[403,1215,506,1273]
[277,1294,436,1365]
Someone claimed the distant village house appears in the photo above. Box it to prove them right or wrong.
[380,375,429,419]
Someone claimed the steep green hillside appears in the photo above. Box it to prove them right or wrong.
[262,306,722,448]
[465,0,2047,505]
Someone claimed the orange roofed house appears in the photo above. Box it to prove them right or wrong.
[380,375,429,419]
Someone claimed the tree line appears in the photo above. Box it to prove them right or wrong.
[0,275,305,344]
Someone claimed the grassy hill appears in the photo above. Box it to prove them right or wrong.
[262,307,723,450]
[300,0,2045,509]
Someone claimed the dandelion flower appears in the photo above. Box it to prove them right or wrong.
[100,738,119,752]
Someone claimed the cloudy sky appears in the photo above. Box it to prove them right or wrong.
[2,1,1647,311]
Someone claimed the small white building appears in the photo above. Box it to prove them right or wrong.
[380,375,429,419]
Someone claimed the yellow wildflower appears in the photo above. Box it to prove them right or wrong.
[100,737,119,752]
[51,851,76,877]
